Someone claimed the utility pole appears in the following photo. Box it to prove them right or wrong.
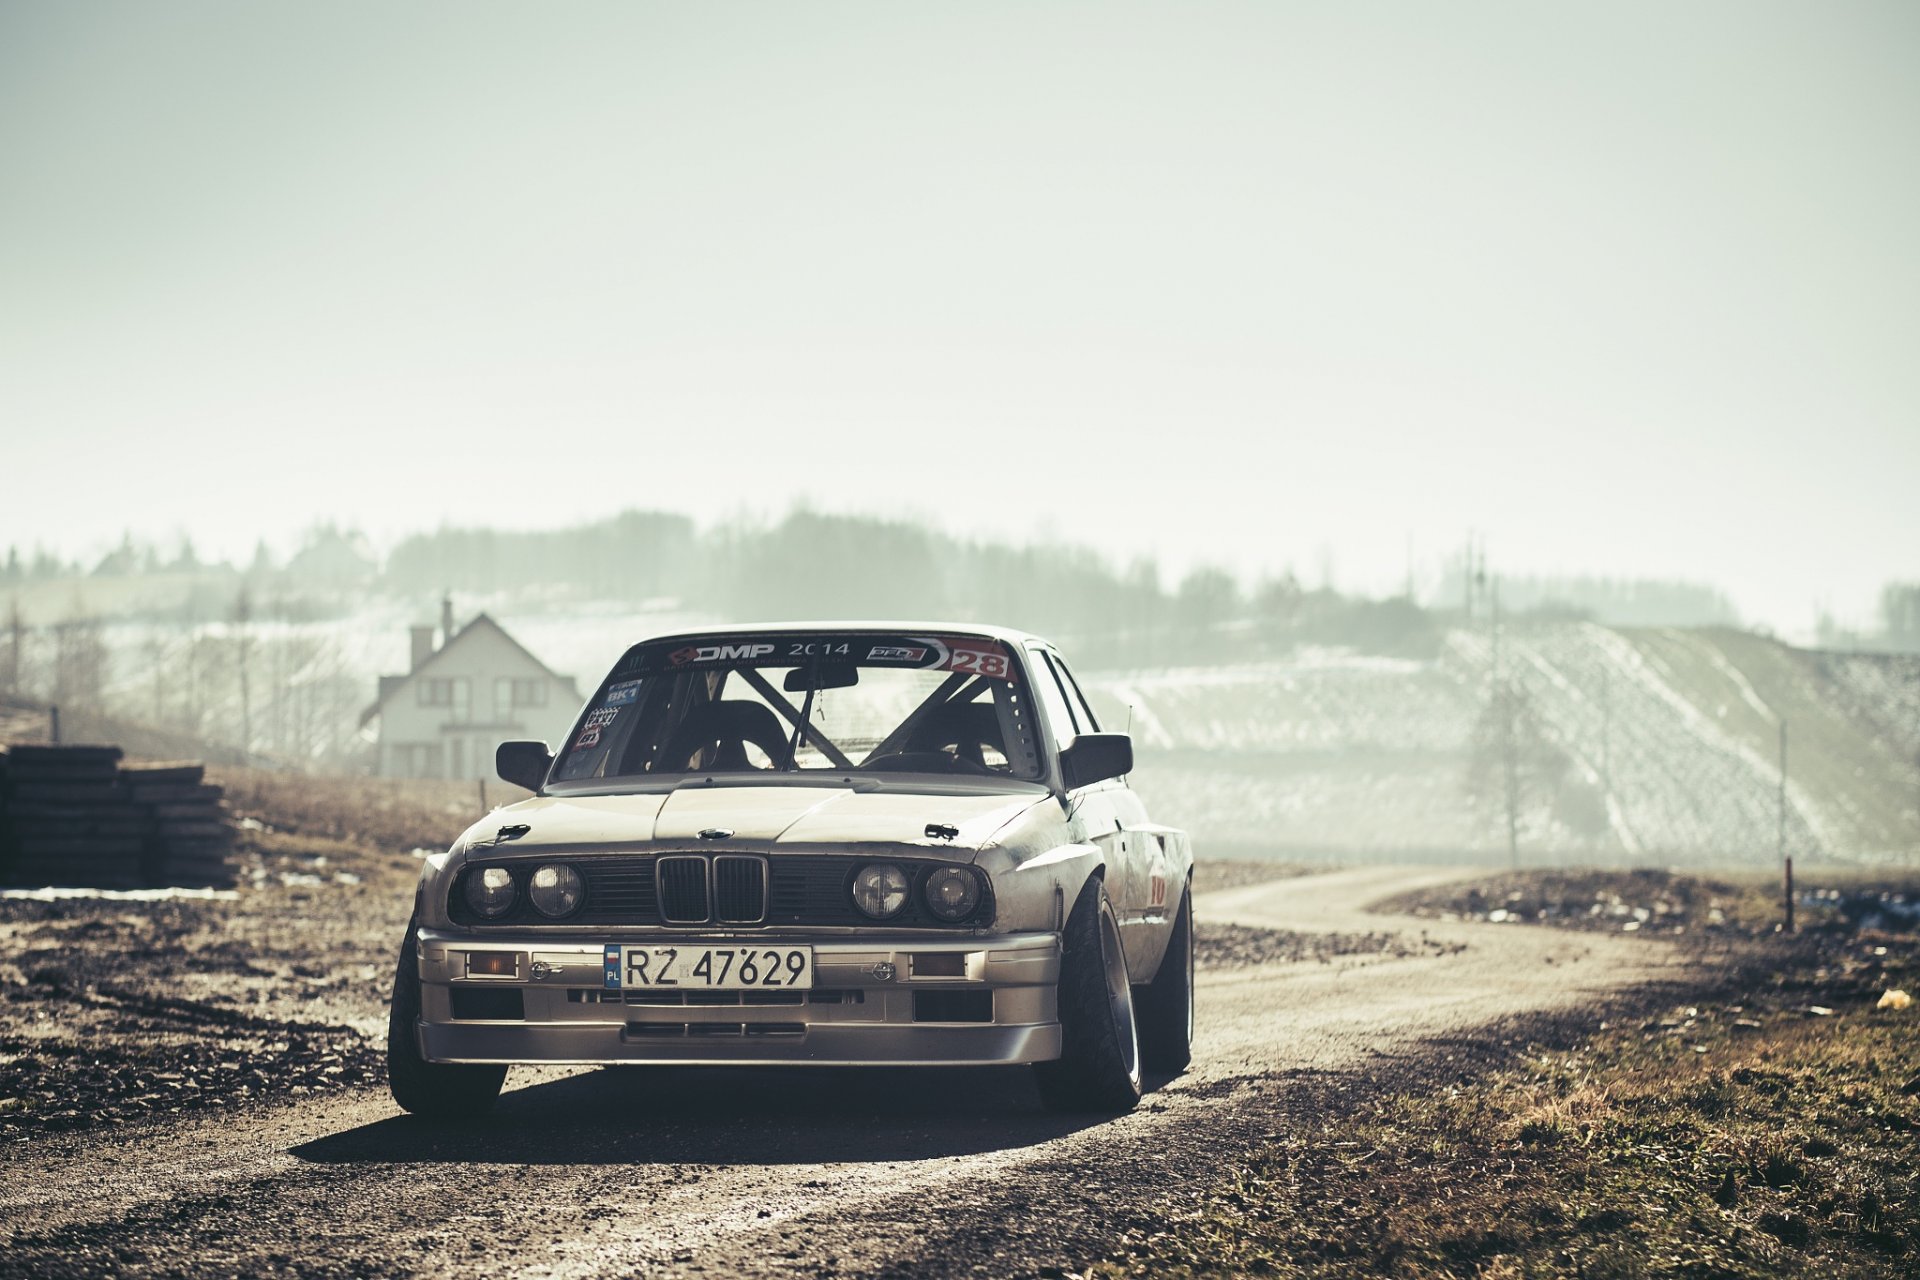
[1779,718,1793,934]
[1463,541,1472,620]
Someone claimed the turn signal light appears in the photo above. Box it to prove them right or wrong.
[464,951,523,977]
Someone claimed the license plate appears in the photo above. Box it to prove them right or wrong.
[609,944,813,991]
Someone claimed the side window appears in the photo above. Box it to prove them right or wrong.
[1025,646,1080,742]
[1041,654,1086,734]
[1052,655,1101,733]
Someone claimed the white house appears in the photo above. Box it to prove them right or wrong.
[361,602,580,779]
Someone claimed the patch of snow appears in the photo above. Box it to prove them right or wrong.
[1,886,239,902]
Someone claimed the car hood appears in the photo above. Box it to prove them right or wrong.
[458,784,1051,860]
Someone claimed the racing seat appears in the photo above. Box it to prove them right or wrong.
[905,701,1006,769]
[658,701,794,771]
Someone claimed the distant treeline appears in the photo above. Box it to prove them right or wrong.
[25,507,1901,663]
[5,511,1453,666]
[387,509,1438,666]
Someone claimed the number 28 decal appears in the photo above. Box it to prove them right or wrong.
[945,647,1009,677]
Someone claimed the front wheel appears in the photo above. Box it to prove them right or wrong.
[1134,875,1194,1073]
[387,921,507,1119]
[1034,877,1143,1114]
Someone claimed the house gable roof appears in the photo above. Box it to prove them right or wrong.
[358,613,576,728]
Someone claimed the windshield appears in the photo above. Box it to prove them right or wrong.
[551,633,1044,784]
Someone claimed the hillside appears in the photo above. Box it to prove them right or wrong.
[1087,623,1920,868]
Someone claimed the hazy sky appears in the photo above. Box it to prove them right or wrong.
[2,1,1915,633]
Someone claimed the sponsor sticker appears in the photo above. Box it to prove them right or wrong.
[604,679,643,707]
[574,706,622,749]
[670,642,777,666]
[867,645,928,663]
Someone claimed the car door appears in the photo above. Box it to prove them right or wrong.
[1030,647,1157,965]
[1046,648,1174,980]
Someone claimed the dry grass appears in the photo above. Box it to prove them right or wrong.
[1088,933,1920,1279]
[1381,867,1920,939]
[210,765,527,857]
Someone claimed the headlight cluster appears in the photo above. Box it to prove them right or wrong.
[851,863,984,923]
[462,863,584,919]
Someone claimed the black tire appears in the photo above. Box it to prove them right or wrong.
[1134,875,1194,1073]
[387,920,507,1119]
[1034,876,1143,1114]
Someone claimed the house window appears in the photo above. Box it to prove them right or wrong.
[495,678,548,711]
[419,677,471,722]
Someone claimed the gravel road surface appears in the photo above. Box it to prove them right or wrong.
[0,866,1679,1280]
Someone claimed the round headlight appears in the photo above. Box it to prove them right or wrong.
[528,864,584,918]
[923,866,982,921]
[464,865,517,918]
[851,864,910,919]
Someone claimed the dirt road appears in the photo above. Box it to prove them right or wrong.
[0,867,1679,1280]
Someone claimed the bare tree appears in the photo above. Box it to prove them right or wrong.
[51,606,109,711]
[3,596,23,696]
[232,586,254,753]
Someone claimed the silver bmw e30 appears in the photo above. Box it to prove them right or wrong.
[387,624,1194,1117]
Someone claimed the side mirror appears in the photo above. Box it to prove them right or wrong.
[1059,732,1133,790]
[495,740,553,792]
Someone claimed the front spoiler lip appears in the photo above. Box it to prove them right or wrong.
[413,930,1061,1066]
[415,1021,1063,1067]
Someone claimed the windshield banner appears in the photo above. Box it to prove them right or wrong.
[613,634,1015,680]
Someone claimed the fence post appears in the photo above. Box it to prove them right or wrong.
[1784,855,1795,934]
[49,704,60,744]
[1779,719,1793,934]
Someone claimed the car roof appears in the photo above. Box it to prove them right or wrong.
[634,620,1055,648]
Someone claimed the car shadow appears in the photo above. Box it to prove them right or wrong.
[291,1064,1136,1166]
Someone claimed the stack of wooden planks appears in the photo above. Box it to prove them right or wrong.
[125,760,236,888]
[0,745,235,889]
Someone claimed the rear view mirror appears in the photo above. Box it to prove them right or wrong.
[1059,733,1133,790]
[783,664,860,693]
[495,740,553,792]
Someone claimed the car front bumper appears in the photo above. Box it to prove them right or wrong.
[411,928,1063,1067]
